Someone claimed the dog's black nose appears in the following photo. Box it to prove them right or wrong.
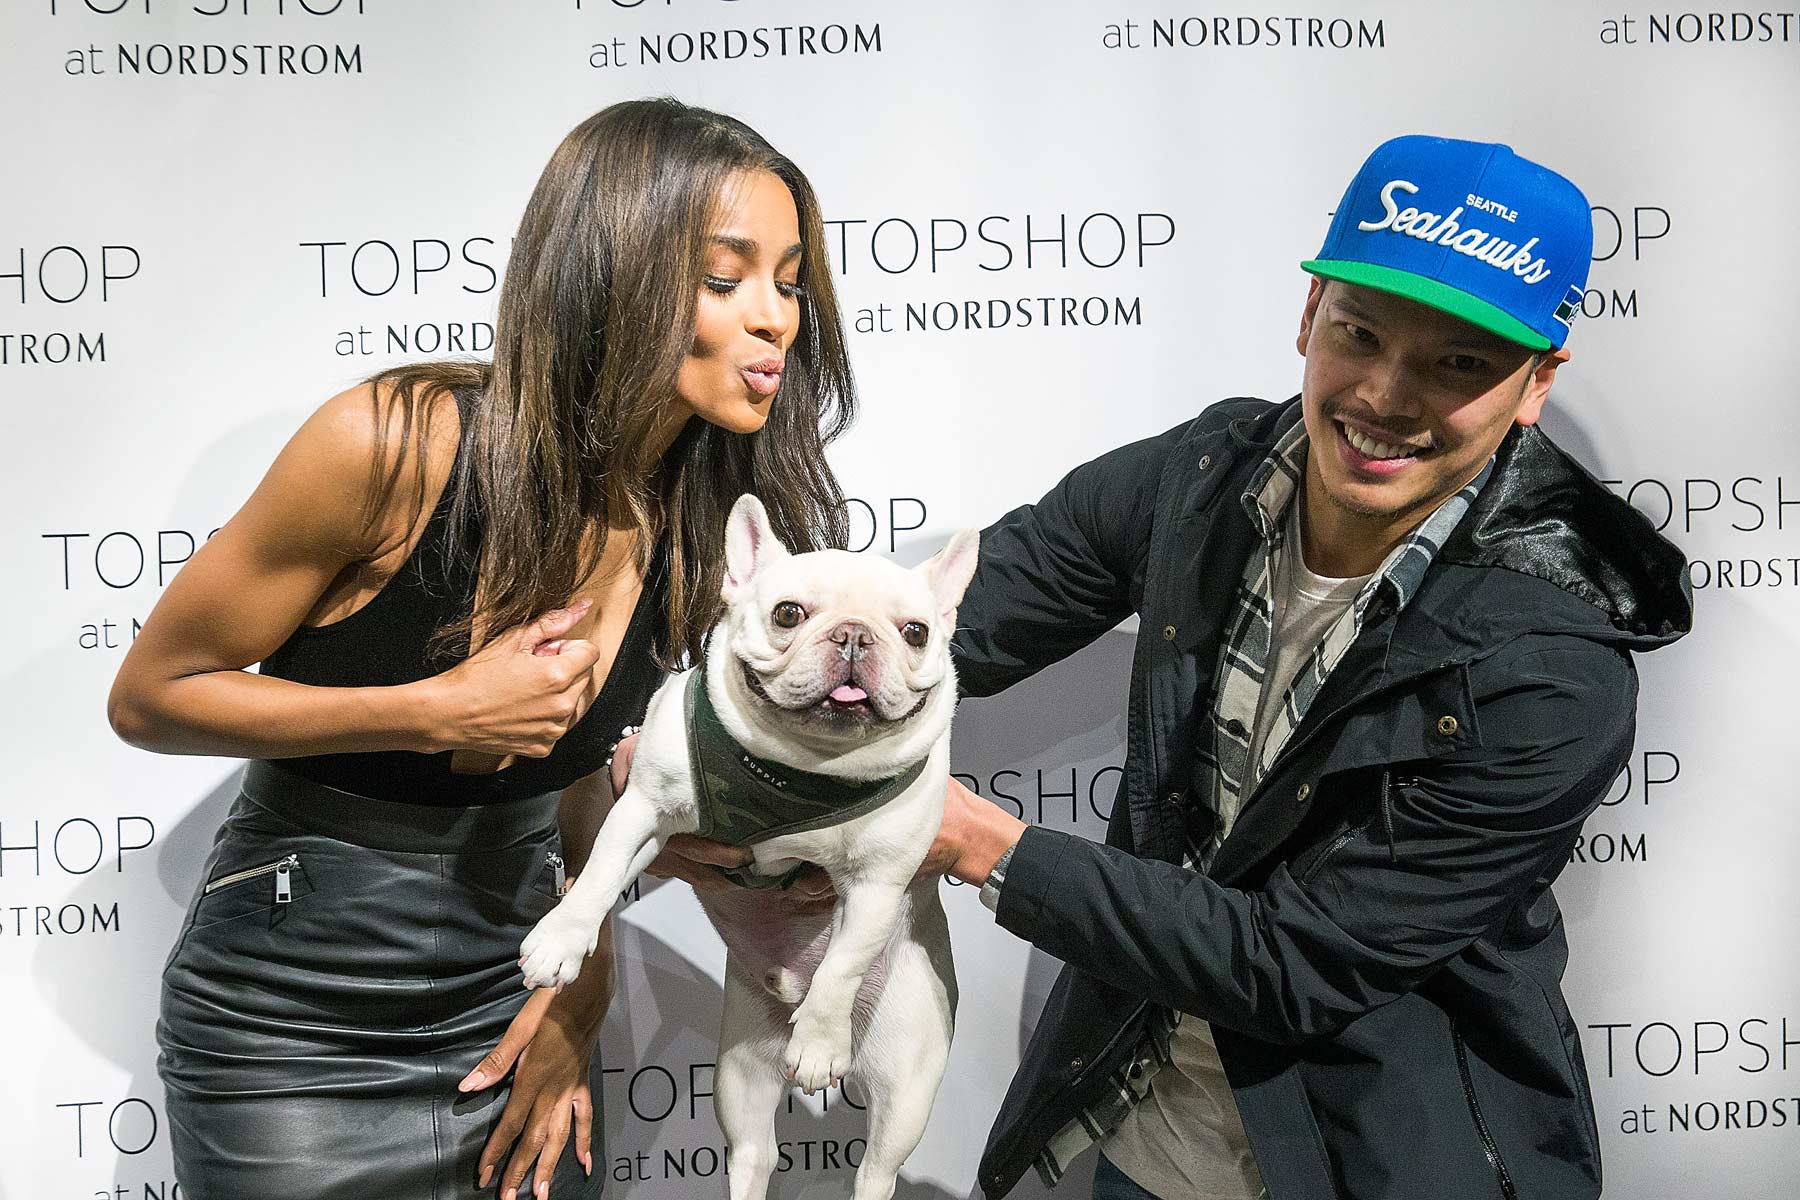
[828,621,874,647]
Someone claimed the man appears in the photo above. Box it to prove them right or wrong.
[932,135,1691,1198]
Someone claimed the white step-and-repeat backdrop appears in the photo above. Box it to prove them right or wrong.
[4,2,1796,1197]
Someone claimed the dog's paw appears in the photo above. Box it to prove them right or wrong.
[783,1010,853,1094]
[518,907,597,991]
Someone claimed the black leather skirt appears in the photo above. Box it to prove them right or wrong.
[158,761,604,1200]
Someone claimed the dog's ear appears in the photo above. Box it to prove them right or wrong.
[918,529,980,619]
[723,493,789,600]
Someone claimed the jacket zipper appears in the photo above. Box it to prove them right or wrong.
[1453,1022,1518,1199]
[203,853,299,903]
[546,852,568,894]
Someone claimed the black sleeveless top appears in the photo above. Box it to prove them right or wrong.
[259,390,667,806]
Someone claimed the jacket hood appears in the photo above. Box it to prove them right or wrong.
[1436,421,1692,649]
[1225,399,1693,654]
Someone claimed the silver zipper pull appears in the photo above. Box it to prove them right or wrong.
[275,854,297,904]
[547,853,567,894]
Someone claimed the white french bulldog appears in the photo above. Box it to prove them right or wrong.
[519,492,977,1200]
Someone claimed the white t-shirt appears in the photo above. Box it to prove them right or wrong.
[1103,500,1370,1198]
[1246,505,1370,796]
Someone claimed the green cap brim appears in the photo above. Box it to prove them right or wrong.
[1300,258,1553,351]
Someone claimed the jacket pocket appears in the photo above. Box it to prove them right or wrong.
[1453,1020,1519,1199]
[1298,826,1363,886]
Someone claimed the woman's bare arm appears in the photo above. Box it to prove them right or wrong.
[107,384,600,761]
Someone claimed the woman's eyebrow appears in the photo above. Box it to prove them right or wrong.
[710,235,804,263]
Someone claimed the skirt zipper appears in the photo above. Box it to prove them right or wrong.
[546,852,567,894]
[203,853,299,903]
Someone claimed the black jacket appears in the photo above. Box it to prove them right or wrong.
[952,397,1691,1199]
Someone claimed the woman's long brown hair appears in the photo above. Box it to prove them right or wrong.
[367,98,855,666]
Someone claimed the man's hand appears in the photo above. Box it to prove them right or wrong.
[926,775,1027,886]
[649,833,754,889]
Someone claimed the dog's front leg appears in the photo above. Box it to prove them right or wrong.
[518,790,690,990]
[783,874,907,1092]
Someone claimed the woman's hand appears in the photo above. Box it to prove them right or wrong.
[421,600,603,760]
[460,936,612,1200]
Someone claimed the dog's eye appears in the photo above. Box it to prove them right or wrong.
[901,621,929,648]
[772,602,806,629]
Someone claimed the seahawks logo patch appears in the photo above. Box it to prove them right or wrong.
[1552,284,1584,328]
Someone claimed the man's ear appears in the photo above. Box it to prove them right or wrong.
[723,493,789,601]
[1514,347,1570,428]
[1297,276,1327,358]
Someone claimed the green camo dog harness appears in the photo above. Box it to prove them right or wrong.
[684,667,927,890]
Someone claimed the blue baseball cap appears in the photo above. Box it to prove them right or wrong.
[1302,135,1593,350]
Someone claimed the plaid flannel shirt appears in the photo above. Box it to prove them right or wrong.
[1030,419,1494,1187]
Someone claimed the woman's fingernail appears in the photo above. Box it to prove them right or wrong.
[461,1071,486,1091]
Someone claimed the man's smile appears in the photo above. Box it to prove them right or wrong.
[1331,415,1434,477]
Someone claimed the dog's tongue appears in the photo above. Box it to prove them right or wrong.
[830,684,869,703]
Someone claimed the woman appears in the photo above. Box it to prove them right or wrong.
[107,97,856,1200]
